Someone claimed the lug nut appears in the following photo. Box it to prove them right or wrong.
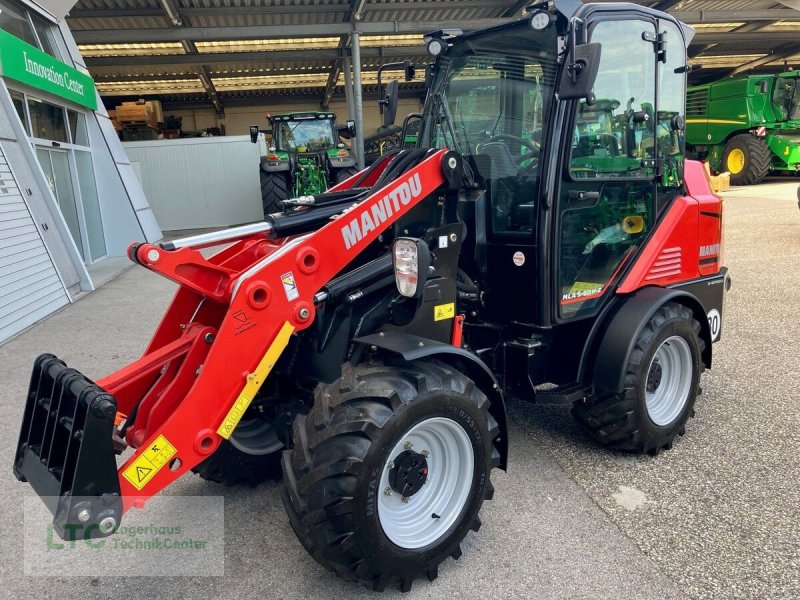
[387,461,394,470]
[76,509,91,523]
[404,441,413,450]
[421,450,430,457]
[384,487,392,496]
[99,516,117,533]
[401,496,410,504]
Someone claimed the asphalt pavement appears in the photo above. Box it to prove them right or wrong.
[1,178,798,599]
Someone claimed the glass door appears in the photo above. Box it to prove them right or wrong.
[37,147,85,260]
[23,93,107,263]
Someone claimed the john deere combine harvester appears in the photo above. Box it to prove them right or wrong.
[685,70,800,185]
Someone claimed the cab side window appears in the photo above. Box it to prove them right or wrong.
[569,20,655,180]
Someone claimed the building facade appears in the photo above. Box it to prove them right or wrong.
[0,0,161,343]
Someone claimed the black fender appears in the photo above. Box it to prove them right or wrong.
[354,331,509,471]
[586,286,713,395]
[260,156,290,173]
[329,155,357,169]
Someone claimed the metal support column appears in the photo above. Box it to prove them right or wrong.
[351,31,365,169]
[343,56,355,126]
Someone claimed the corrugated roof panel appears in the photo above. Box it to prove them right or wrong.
[185,12,347,28]
[68,16,172,30]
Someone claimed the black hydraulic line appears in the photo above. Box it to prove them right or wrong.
[374,148,429,188]
[321,254,394,302]
[267,201,357,237]
[351,149,400,187]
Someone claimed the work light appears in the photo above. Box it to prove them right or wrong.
[392,238,431,298]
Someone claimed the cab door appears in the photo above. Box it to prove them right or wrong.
[555,17,660,321]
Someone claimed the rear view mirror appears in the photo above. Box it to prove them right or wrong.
[558,42,601,103]
[403,61,416,82]
[381,80,399,127]
[249,125,258,144]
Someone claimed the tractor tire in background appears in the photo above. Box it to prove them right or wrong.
[282,361,501,592]
[193,416,284,486]
[572,302,704,455]
[335,166,361,185]
[722,134,770,185]
[261,170,290,216]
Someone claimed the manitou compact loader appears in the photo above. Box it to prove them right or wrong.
[15,1,729,592]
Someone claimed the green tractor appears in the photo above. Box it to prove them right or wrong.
[258,112,359,215]
[685,71,800,185]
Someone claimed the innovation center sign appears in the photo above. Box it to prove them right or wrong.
[0,29,97,110]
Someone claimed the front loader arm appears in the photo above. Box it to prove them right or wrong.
[15,149,454,536]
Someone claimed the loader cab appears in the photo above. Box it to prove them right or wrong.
[419,3,691,327]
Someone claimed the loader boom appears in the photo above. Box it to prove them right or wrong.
[16,149,451,530]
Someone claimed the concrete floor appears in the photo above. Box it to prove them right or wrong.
[1,178,798,599]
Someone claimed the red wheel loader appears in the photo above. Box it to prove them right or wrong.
[14,1,729,592]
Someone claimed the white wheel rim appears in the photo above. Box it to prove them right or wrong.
[378,417,474,549]
[645,335,693,426]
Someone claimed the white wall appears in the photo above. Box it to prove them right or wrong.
[124,136,263,231]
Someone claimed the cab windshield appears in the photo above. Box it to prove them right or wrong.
[274,118,336,152]
[772,76,800,121]
[422,23,559,234]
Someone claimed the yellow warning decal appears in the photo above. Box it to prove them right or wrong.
[122,434,177,491]
[217,321,295,439]
[434,302,455,322]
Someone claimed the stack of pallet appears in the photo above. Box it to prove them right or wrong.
[703,162,731,193]
[116,101,162,141]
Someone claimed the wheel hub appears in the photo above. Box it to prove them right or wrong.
[647,360,663,393]
[388,450,429,497]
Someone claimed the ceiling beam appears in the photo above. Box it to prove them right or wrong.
[728,43,800,75]
[690,31,800,44]
[94,63,400,84]
[502,0,531,18]
[197,65,222,112]
[672,9,800,22]
[84,46,427,68]
[653,0,682,10]
[72,19,511,44]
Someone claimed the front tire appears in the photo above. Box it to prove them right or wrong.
[722,134,770,185]
[281,361,501,592]
[334,165,360,185]
[260,170,290,216]
[573,302,704,455]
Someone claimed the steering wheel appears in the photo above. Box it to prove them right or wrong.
[487,134,539,168]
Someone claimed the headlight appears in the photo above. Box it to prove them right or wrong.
[392,237,431,298]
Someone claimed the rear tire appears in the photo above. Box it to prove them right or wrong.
[260,170,290,216]
[282,361,501,592]
[193,416,284,486]
[334,166,360,185]
[722,134,770,185]
[573,302,704,455]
